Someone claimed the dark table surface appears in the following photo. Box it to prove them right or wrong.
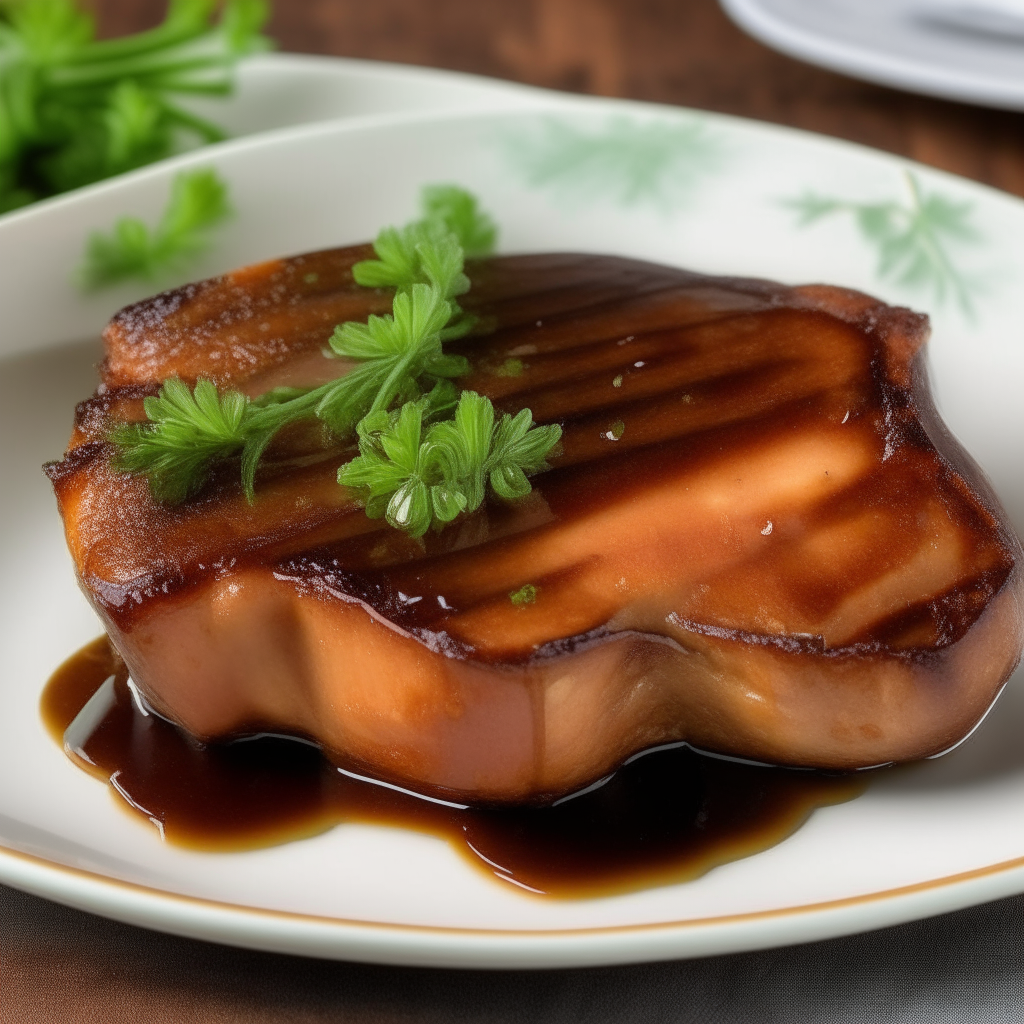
[102,0,1024,200]
[5,1,1024,1020]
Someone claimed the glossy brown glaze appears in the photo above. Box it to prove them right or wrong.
[46,249,1024,803]
[42,637,864,897]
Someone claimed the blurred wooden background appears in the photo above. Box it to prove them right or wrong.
[90,0,1024,198]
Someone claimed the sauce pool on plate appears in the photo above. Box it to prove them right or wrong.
[42,637,866,898]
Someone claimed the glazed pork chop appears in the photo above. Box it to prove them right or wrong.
[48,247,1024,803]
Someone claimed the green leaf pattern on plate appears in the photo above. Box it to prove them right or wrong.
[501,115,721,212]
[785,172,983,315]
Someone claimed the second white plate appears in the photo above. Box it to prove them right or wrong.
[721,0,1024,111]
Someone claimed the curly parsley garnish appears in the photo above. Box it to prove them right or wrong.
[111,186,562,535]
[0,0,270,212]
[351,184,497,289]
[339,391,560,538]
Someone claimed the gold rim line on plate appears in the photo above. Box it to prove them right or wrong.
[1,838,1023,941]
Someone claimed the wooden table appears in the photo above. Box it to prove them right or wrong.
[6,1,1024,1019]
[96,0,1024,198]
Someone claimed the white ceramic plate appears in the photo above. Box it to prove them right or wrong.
[3,90,1024,969]
[720,0,1024,112]
[181,51,546,152]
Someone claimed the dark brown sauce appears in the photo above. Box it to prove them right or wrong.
[42,637,866,899]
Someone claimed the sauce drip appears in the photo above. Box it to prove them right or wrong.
[43,637,866,898]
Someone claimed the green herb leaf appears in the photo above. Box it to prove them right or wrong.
[487,406,561,500]
[509,583,538,606]
[420,184,497,258]
[338,391,561,538]
[111,377,250,504]
[340,402,435,537]
[111,186,484,503]
[351,185,494,297]
[5,0,93,67]
[318,280,469,435]
[79,166,231,288]
[492,357,524,377]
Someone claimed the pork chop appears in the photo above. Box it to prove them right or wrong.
[47,248,1024,803]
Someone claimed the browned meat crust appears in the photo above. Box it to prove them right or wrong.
[47,248,1024,803]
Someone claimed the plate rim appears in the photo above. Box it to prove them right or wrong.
[4,840,1024,967]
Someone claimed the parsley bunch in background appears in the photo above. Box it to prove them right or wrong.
[0,0,271,213]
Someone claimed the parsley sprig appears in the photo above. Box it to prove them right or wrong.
[0,0,271,212]
[351,184,497,290]
[112,376,249,504]
[111,185,562,534]
[321,232,476,434]
[339,391,560,538]
[80,166,231,288]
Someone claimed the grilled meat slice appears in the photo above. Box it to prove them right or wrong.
[48,249,1024,803]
